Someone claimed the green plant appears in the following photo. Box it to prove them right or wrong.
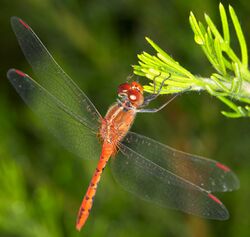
[133,3,250,118]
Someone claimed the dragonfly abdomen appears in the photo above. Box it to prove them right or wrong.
[76,142,113,231]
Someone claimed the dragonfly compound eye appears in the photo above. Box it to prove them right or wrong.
[127,89,144,107]
[131,81,143,94]
[129,93,137,101]
[118,83,131,95]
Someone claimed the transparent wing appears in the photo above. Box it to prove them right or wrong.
[111,142,229,220]
[7,69,101,160]
[10,16,101,131]
[118,132,239,192]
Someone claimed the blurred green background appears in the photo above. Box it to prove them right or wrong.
[0,0,250,236]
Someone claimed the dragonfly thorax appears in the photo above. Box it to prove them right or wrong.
[100,101,136,146]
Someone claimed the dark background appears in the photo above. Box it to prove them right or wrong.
[0,0,250,236]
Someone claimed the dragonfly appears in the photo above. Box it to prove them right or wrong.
[7,17,239,231]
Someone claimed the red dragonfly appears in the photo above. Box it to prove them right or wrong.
[7,17,239,231]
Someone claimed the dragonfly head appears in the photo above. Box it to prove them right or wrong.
[118,81,144,108]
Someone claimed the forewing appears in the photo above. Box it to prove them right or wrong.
[111,142,229,220]
[7,69,101,160]
[119,132,239,192]
[10,16,101,130]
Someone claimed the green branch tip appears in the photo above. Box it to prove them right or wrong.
[133,3,250,118]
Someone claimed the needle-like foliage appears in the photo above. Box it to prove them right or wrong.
[133,3,250,118]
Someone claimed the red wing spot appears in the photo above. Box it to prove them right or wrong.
[216,162,230,172]
[208,193,222,205]
[15,69,26,77]
[18,19,30,29]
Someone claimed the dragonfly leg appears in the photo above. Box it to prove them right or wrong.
[126,73,135,82]
[136,93,179,113]
[137,86,192,113]
[141,73,171,108]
